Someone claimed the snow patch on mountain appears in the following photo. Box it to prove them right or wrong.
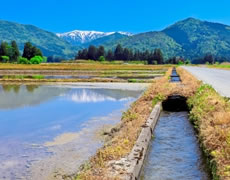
[56,30,132,45]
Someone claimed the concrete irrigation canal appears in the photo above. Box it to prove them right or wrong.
[140,68,210,180]
[98,68,211,180]
[141,104,210,180]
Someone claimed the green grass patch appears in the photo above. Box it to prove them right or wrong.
[2,75,44,80]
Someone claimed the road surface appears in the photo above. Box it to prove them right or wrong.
[183,66,230,98]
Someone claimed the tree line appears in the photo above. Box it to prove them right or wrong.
[76,44,164,64]
[0,41,45,64]
[192,54,230,64]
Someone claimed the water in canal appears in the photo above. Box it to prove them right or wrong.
[141,111,210,180]
[0,83,145,180]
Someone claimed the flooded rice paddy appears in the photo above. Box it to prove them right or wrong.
[0,83,146,180]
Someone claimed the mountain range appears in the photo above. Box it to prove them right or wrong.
[1,18,230,61]
[98,18,230,59]
[0,20,76,59]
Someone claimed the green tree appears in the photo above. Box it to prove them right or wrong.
[10,41,20,62]
[88,45,97,60]
[133,51,140,60]
[153,48,164,64]
[32,46,43,57]
[106,50,113,61]
[129,49,134,60]
[123,48,130,61]
[23,42,43,60]
[81,49,88,59]
[114,44,123,60]
[0,42,9,62]
[143,50,150,63]
[22,42,33,60]
[97,46,105,60]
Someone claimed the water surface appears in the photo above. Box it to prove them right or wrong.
[0,84,144,180]
[142,112,210,180]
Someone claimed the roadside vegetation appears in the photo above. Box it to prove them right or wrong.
[178,67,230,180]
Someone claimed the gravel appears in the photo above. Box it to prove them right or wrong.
[183,66,230,97]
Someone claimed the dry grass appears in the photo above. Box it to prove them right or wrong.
[0,78,127,83]
[0,63,170,71]
[178,67,230,180]
[0,77,156,83]
[176,67,201,97]
[76,68,183,179]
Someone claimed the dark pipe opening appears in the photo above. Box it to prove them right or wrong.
[162,95,188,112]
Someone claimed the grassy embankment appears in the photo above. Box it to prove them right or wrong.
[75,67,201,180]
[178,67,230,180]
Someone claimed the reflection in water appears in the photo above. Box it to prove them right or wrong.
[0,85,68,109]
[142,112,210,180]
[0,84,143,180]
[26,85,39,92]
[62,89,136,103]
[1,84,39,93]
[2,84,21,93]
[0,85,142,109]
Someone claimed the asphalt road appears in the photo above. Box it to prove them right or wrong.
[183,66,230,97]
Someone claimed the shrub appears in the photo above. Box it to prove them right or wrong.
[18,57,30,64]
[178,60,184,65]
[30,56,43,64]
[99,56,105,62]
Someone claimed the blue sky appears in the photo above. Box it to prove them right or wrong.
[0,0,230,33]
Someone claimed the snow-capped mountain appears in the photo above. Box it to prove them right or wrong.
[56,30,132,45]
